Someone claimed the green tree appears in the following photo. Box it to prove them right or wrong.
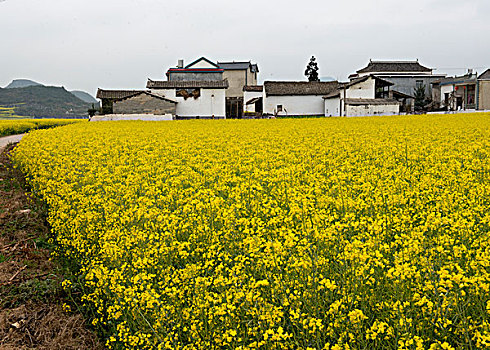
[87,103,98,120]
[414,84,427,112]
[305,56,320,82]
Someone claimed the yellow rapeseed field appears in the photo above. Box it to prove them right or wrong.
[12,114,490,349]
[0,118,84,137]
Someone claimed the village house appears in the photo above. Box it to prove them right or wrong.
[164,57,259,118]
[323,75,400,117]
[217,61,259,118]
[96,89,177,116]
[146,79,228,119]
[350,60,445,112]
[431,71,477,111]
[262,81,339,117]
[243,85,263,116]
[477,69,490,110]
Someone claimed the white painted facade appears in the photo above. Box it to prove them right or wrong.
[263,95,325,116]
[324,97,342,117]
[151,88,226,118]
[244,90,263,113]
[346,103,399,117]
[324,76,399,117]
[324,97,399,117]
[440,84,454,108]
[345,78,376,99]
[91,114,173,121]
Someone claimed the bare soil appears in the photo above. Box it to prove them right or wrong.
[0,143,103,349]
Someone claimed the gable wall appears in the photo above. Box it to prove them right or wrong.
[346,78,375,99]
[187,59,218,69]
[113,94,176,115]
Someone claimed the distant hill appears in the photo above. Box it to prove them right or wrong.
[5,79,43,89]
[320,76,336,82]
[0,85,91,118]
[70,90,98,104]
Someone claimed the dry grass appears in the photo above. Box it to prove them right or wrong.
[0,143,103,349]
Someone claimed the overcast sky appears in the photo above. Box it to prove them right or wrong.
[1,0,489,95]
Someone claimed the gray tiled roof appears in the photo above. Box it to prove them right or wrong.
[346,75,394,88]
[218,61,259,72]
[357,61,432,74]
[96,89,144,99]
[322,91,341,99]
[243,85,263,92]
[264,81,339,96]
[479,69,490,80]
[96,89,177,103]
[147,79,229,89]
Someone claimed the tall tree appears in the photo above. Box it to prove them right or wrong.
[305,56,320,82]
[414,84,427,112]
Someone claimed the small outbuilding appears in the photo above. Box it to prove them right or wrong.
[263,81,339,117]
[323,75,400,117]
[96,89,177,116]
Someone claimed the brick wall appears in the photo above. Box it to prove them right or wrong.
[113,94,176,115]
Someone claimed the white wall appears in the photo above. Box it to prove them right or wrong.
[440,85,453,103]
[244,90,263,113]
[263,95,325,116]
[346,103,399,117]
[346,78,375,99]
[151,88,226,118]
[91,114,173,121]
[324,97,342,116]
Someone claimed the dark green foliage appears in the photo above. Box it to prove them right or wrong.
[414,84,428,112]
[0,86,93,118]
[87,104,98,119]
[305,56,320,82]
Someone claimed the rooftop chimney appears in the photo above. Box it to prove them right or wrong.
[177,59,184,68]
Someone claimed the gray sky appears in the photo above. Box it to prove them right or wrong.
[1,0,489,95]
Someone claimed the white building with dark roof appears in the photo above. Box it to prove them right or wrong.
[262,81,339,117]
[350,60,445,110]
[146,79,228,119]
[323,75,400,117]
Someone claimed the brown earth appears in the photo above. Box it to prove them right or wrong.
[0,143,104,349]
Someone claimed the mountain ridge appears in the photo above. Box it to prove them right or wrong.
[0,85,92,118]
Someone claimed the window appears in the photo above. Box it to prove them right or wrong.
[416,80,424,89]
[276,105,283,112]
[444,93,449,105]
[176,88,200,100]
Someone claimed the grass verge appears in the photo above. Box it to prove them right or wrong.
[0,143,103,349]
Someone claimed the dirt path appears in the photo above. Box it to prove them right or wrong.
[0,134,25,153]
[0,144,103,349]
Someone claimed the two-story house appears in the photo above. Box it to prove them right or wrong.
[218,61,259,118]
